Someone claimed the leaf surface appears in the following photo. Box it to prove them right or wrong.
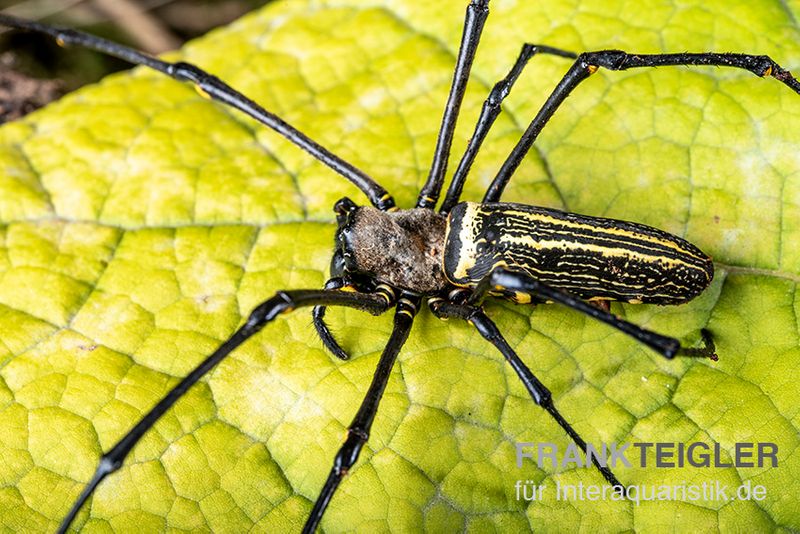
[1,0,799,531]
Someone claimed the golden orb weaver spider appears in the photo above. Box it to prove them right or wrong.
[1,0,800,532]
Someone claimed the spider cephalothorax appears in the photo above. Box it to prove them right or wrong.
[333,197,449,293]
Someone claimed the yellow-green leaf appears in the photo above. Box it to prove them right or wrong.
[1,0,799,532]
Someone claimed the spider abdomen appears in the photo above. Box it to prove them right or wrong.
[444,202,714,304]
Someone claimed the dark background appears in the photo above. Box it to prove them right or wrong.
[0,0,274,118]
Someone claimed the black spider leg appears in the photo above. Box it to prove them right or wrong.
[313,278,350,360]
[679,328,717,361]
[483,50,800,203]
[416,0,490,209]
[57,289,393,534]
[303,293,420,534]
[470,266,681,358]
[439,43,577,214]
[428,299,623,488]
[313,280,397,360]
[0,14,396,211]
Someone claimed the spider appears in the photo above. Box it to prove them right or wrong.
[0,1,798,532]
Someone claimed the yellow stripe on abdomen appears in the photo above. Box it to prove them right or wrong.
[444,202,713,305]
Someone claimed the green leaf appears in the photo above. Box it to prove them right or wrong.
[2,1,800,532]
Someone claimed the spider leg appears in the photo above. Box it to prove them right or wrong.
[313,281,397,360]
[429,298,624,488]
[439,43,577,214]
[57,288,392,534]
[416,0,490,209]
[468,266,684,358]
[313,278,352,360]
[0,14,396,210]
[679,328,717,361]
[483,50,800,202]
[303,293,420,533]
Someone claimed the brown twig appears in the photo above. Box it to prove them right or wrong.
[91,0,179,54]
